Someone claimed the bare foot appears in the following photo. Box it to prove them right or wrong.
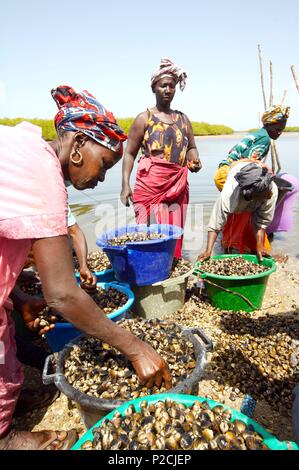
[0,429,78,450]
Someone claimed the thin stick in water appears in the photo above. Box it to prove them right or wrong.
[291,65,299,94]
[258,44,267,110]
[269,60,273,107]
[270,141,276,173]
[273,142,282,173]
[281,89,287,105]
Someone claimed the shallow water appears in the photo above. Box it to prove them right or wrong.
[69,133,299,261]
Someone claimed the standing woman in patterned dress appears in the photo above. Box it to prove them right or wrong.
[121,58,202,259]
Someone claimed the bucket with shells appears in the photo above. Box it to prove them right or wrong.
[45,282,135,352]
[71,394,299,450]
[43,319,212,428]
[194,254,276,312]
[74,250,115,283]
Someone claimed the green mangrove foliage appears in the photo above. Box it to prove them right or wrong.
[0,117,234,139]
[191,122,233,136]
[0,117,57,140]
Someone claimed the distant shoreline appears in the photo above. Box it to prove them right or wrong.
[197,131,299,140]
[1,118,298,139]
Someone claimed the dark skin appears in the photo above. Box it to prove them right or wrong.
[68,222,97,287]
[42,133,171,386]
[121,77,202,206]
[264,120,287,140]
[198,188,273,263]
[0,131,172,450]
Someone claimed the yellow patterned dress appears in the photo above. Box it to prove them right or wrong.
[142,109,189,166]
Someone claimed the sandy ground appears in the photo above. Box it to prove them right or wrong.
[13,256,299,445]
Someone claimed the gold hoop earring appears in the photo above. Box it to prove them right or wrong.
[70,149,83,166]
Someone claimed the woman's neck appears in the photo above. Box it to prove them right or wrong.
[155,103,173,114]
[48,138,70,181]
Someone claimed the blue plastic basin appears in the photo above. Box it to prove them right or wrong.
[96,224,183,286]
[45,282,134,352]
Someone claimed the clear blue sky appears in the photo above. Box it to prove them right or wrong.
[1,0,299,130]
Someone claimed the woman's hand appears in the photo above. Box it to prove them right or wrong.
[19,297,53,336]
[128,339,172,389]
[187,158,201,173]
[79,267,97,288]
[256,243,270,262]
[255,227,269,262]
[197,250,212,262]
[120,185,133,207]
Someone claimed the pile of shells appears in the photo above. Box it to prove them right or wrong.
[209,313,299,410]
[39,286,128,328]
[88,286,128,314]
[38,306,64,328]
[80,399,268,450]
[107,232,165,246]
[18,272,43,296]
[199,257,269,276]
[74,250,111,272]
[64,319,196,399]
[169,258,193,278]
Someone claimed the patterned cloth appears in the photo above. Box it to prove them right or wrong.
[151,58,187,91]
[142,109,189,166]
[208,161,278,232]
[234,163,274,199]
[52,85,127,154]
[133,156,189,258]
[219,128,271,167]
[262,105,290,125]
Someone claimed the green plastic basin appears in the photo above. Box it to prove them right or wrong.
[72,393,298,451]
[194,254,276,312]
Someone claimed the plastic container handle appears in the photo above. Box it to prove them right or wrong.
[184,327,213,352]
[42,354,57,386]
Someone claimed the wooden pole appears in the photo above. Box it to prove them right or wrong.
[268,57,276,172]
[273,141,282,173]
[258,45,267,111]
[291,65,299,94]
[269,60,273,107]
[270,142,276,174]
[281,89,287,105]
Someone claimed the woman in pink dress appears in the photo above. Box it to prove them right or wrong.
[0,86,171,450]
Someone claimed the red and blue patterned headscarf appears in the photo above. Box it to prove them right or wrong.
[51,85,127,155]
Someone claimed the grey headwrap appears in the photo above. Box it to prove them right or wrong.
[234,163,273,199]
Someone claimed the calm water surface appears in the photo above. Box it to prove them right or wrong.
[69,133,299,261]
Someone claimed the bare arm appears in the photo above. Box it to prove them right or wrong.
[185,116,202,173]
[32,235,172,388]
[68,223,96,286]
[253,226,268,261]
[121,112,147,206]
[198,231,218,261]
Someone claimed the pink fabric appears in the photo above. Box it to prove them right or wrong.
[0,122,68,239]
[133,156,189,258]
[0,122,68,435]
[0,238,31,436]
[266,174,299,234]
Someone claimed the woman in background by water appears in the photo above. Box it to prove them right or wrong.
[214,105,290,191]
[120,58,202,258]
[212,105,299,253]
[199,162,278,262]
